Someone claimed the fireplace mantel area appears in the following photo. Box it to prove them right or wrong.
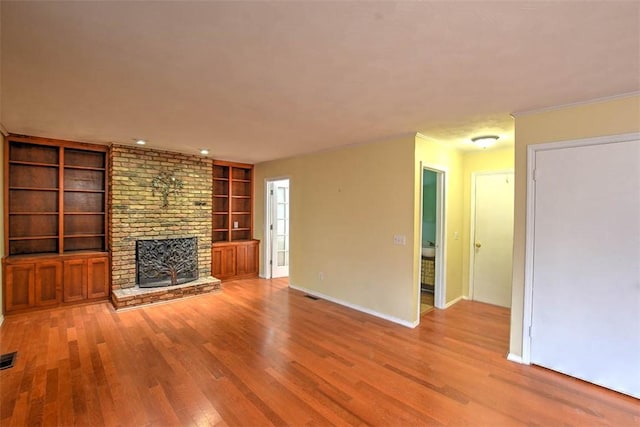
[109,144,221,309]
[2,136,261,314]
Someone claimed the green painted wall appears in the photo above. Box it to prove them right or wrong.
[422,170,437,246]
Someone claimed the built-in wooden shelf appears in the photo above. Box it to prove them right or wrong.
[3,135,110,314]
[211,160,258,281]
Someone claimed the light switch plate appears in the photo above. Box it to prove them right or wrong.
[393,235,406,245]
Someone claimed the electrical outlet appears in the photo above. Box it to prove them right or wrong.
[454,231,459,240]
[319,272,324,281]
[393,235,406,245]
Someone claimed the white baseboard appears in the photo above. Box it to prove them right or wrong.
[444,295,466,308]
[507,353,526,364]
[289,282,418,329]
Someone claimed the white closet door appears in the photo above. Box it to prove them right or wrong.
[531,139,640,398]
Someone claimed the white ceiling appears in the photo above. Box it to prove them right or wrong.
[2,1,639,163]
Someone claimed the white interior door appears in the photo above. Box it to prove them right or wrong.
[270,179,289,278]
[530,139,640,398]
[471,172,514,307]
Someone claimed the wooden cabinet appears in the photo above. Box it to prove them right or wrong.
[236,241,259,276]
[5,264,35,312]
[3,254,110,314]
[35,261,62,307]
[87,256,109,299]
[63,259,87,302]
[3,135,110,314]
[4,261,62,312]
[212,240,259,281]
[211,160,259,281]
[212,245,237,279]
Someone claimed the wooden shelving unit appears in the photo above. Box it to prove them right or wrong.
[3,135,110,314]
[211,160,258,280]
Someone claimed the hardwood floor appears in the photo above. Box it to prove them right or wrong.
[1,278,638,426]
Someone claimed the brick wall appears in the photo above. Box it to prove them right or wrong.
[109,145,212,290]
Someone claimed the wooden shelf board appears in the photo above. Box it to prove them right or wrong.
[9,235,58,241]
[9,160,59,168]
[231,195,251,199]
[64,189,106,193]
[64,165,106,171]
[64,212,105,215]
[9,187,59,192]
[232,212,251,215]
[64,234,105,238]
[9,212,58,215]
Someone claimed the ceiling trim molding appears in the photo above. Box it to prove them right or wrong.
[511,91,640,118]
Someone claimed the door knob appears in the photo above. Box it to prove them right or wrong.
[475,242,482,248]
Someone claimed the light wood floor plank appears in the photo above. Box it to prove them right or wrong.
[1,277,638,426]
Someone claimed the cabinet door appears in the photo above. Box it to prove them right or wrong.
[237,242,259,276]
[63,259,87,302]
[35,261,62,306]
[5,264,35,312]
[247,241,259,275]
[212,246,236,279]
[87,257,109,299]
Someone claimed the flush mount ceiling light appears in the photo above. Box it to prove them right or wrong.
[471,135,499,149]
[200,149,209,155]
[135,139,146,145]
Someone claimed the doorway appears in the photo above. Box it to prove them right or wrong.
[265,179,290,278]
[469,171,514,307]
[419,166,446,316]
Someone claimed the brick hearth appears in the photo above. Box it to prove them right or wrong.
[112,276,221,309]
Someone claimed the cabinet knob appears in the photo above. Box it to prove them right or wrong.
[475,242,482,248]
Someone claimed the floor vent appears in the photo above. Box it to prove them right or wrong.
[304,295,320,301]
[0,352,17,370]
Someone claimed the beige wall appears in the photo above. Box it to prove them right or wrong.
[461,147,515,297]
[510,94,640,357]
[255,135,422,324]
[414,135,465,304]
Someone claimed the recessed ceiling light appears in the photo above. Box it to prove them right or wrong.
[135,139,146,145]
[200,149,209,155]
[471,135,499,149]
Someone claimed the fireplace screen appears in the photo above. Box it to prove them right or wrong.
[136,237,198,287]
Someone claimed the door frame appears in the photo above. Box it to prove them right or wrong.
[468,169,514,301]
[263,176,291,279]
[521,132,640,364]
[418,163,447,318]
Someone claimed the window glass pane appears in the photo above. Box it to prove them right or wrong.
[277,219,285,233]
[277,236,285,250]
[277,251,285,266]
[277,203,285,219]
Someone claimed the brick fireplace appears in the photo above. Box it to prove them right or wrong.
[109,145,220,308]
